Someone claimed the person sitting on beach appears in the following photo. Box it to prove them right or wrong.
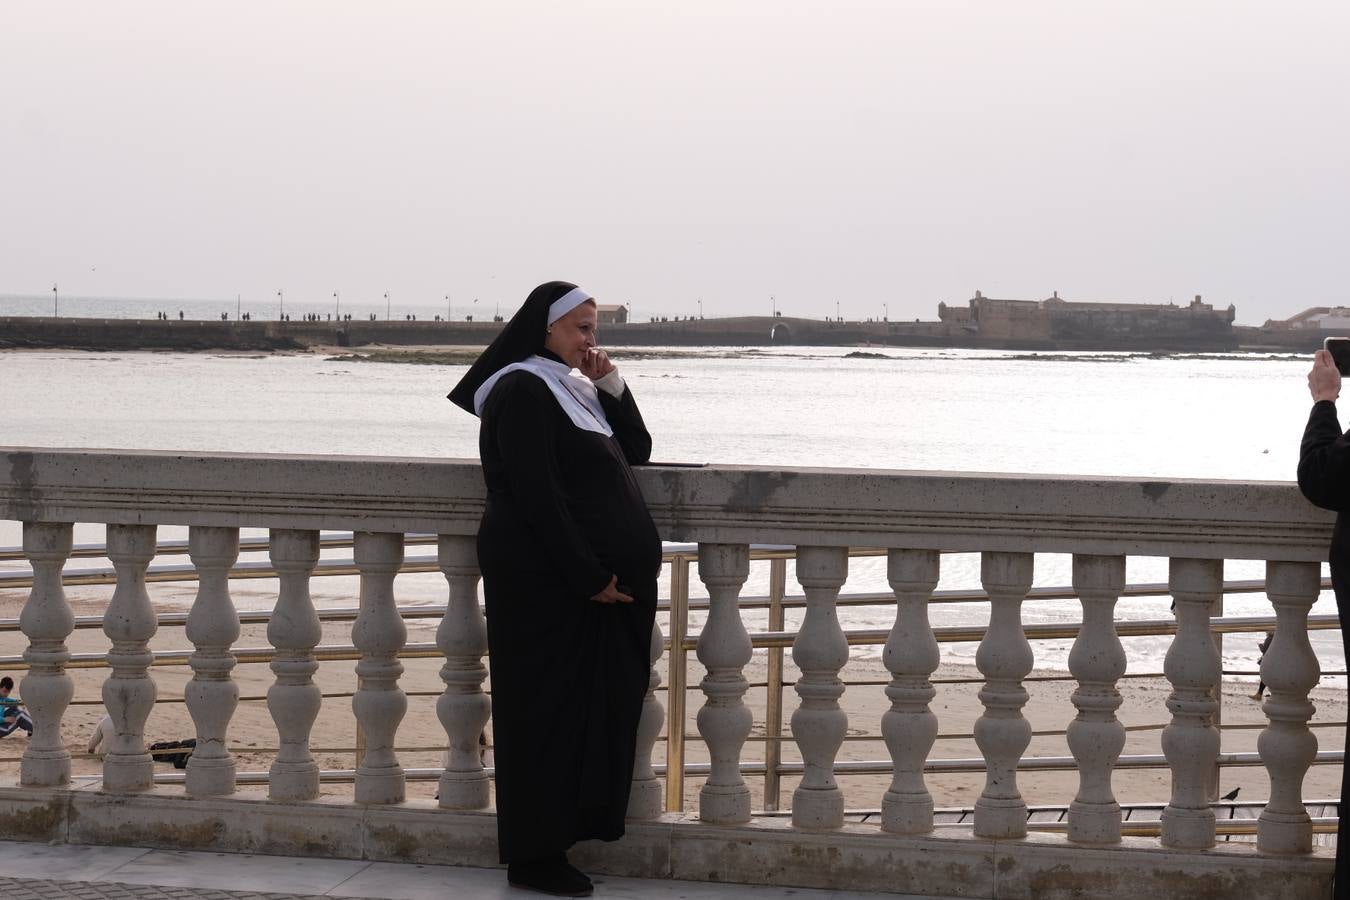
[86,714,115,758]
[0,677,34,738]
[1249,631,1274,701]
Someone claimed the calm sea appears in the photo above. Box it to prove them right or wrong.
[0,344,1337,679]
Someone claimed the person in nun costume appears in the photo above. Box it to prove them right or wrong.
[449,281,660,897]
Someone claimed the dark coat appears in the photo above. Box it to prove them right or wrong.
[476,369,661,863]
[1296,398,1349,896]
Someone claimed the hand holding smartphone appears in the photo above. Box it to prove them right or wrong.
[1325,337,1350,376]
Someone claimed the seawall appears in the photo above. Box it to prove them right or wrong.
[0,315,1246,352]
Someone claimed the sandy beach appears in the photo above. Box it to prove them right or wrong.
[0,576,1341,815]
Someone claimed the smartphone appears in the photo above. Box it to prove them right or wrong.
[1325,337,1350,376]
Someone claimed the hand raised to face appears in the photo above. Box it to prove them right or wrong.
[578,347,617,381]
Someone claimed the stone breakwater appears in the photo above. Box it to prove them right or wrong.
[0,314,1265,351]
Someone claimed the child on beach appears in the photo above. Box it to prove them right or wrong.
[86,715,115,757]
[0,676,34,738]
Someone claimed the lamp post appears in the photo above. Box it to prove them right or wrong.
[385,292,390,321]
[883,303,888,322]
[277,289,284,320]
[836,299,840,322]
[771,294,776,318]
[698,298,703,319]
[52,283,58,316]
[445,294,450,321]
[334,291,340,320]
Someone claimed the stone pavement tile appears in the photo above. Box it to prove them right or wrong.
[0,841,152,882]
[0,877,338,899]
[98,848,372,895]
[327,862,513,899]
[331,861,968,900]
[585,874,966,900]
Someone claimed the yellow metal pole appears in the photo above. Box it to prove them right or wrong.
[664,555,690,812]
[762,557,787,811]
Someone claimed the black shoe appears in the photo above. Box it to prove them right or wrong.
[561,859,592,888]
[507,859,593,897]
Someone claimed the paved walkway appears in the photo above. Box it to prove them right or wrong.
[0,841,960,899]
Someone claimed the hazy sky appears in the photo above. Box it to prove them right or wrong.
[3,1,1347,323]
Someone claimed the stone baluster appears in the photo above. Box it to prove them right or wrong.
[102,524,158,792]
[791,546,850,830]
[881,548,941,834]
[695,543,752,824]
[435,534,490,810]
[1161,557,1223,849]
[353,531,407,804]
[267,529,322,801]
[1067,554,1127,844]
[973,551,1034,838]
[18,522,75,787]
[184,526,241,796]
[628,619,667,820]
[1257,561,1321,854]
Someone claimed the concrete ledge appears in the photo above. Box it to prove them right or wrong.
[0,785,1332,899]
[990,830,1332,900]
[0,447,1334,560]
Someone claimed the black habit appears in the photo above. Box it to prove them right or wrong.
[450,282,661,863]
[1296,398,1350,897]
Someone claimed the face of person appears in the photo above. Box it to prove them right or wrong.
[544,301,599,369]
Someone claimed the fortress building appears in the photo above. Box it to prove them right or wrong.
[938,291,1236,349]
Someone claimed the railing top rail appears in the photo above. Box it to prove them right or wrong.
[0,447,1333,560]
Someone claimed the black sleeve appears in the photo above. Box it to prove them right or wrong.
[598,384,653,465]
[486,376,613,598]
[1297,400,1350,512]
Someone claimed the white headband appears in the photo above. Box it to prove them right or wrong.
[548,287,594,325]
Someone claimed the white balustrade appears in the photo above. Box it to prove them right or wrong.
[1161,557,1223,849]
[695,542,752,824]
[2,452,1343,896]
[1257,560,1322,854]
[184,526,241,797]
[791,545,849,830]
[1066,554,1127,844]
[435,534,490,810]
[880,548,941,834]
[352,531,408,804]
[973,551,1034,838]
[101,524,158,792]
[628,619,666,820]
[267,529,323,801]
[18,521,75,787]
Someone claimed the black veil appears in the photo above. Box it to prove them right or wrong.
[447,280,579,414]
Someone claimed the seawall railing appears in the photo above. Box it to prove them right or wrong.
[0,447,1338,899]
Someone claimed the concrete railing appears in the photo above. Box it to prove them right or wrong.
[0,447,1338,899]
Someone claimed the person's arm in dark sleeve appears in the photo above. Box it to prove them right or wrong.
[486,376,613,598]
[1297,400,1350,511]
[595,372,653,465]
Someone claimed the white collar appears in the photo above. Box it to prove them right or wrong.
[472,354,613,437]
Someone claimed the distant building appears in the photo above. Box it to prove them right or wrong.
[596,304,628,325]
[1269,307,1350,329]
[938,291,1235,348]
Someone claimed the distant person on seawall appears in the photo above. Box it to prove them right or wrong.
[448,281,660,898]
[1295,347,1350,898]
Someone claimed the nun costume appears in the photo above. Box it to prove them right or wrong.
[449,281,660,896]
